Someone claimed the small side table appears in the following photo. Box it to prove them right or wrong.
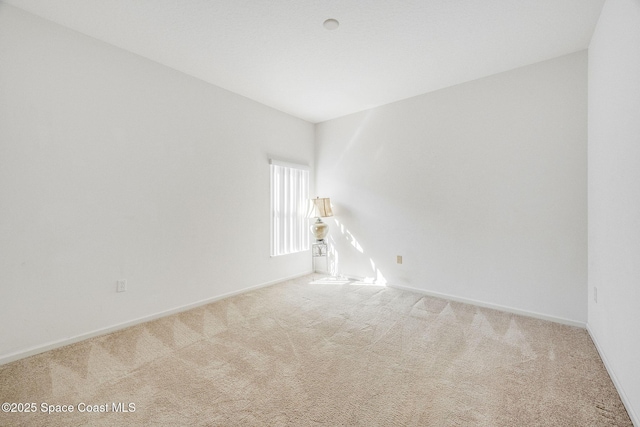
[312,242,328,273]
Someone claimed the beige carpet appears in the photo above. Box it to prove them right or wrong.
[0,275,632,426]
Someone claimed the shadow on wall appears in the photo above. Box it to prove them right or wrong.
[327,216,387,285]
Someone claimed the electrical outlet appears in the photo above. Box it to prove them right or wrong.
[117,280,127,293]
[396,255,403,265]
[593,287,597,303]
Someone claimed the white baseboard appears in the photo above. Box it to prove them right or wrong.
[0,271,312,366]
[587,325,639,427]
[386,282,586,328]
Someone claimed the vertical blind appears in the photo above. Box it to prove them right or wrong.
[270,160,310,256]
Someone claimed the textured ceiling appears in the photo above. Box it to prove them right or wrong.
[2,0,605,123]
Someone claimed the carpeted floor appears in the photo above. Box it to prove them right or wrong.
[0,275,632,426]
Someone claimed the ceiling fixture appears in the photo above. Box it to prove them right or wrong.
[323,19,339,30]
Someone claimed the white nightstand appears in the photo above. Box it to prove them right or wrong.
[312,242,328,273]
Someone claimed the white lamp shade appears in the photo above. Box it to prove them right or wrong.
[313,197,333,218]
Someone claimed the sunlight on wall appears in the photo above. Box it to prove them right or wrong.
[328,217,387,285]
[369,258,388,285]
[327,235,339,277]
[338,220,363,253]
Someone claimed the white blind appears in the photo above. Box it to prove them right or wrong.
[270,161,310,256]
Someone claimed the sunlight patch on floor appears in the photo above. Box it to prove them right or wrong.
[350,279,387,287]
[308,277,353,285]
[309,275,387,287]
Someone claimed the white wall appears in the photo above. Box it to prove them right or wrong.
[588,0,640,424]
[316,51,588,325]
[0,5,314,363]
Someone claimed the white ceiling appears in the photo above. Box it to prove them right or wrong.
[3,0,605,123]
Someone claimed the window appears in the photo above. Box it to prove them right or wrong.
[270,160,310,256]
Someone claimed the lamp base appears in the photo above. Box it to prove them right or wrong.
[310,218,328,242]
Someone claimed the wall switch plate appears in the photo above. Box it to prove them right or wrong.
[117,280,127,293]
[396,255,403,264]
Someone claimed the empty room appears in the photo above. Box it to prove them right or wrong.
[1,0,638,425]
